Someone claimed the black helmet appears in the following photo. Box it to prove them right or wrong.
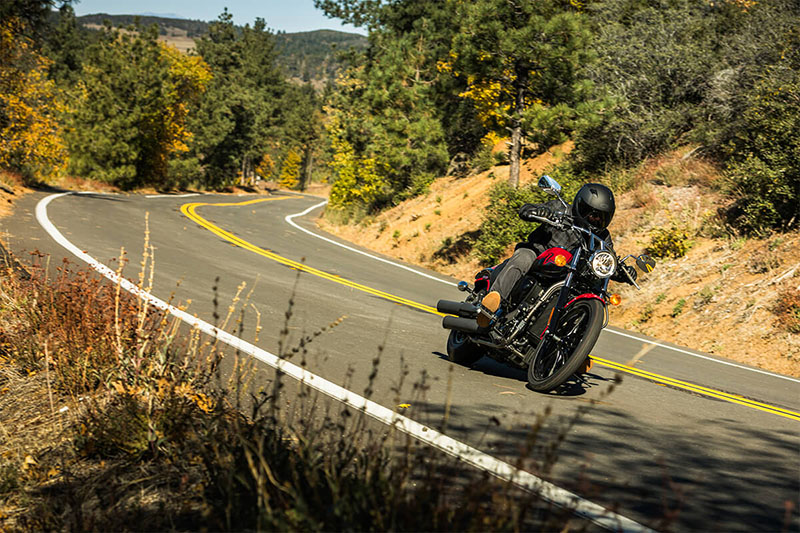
[572,183,615,231]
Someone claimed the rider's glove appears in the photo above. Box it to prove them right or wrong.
[519,204,552,221]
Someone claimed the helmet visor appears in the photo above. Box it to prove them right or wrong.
[576,200,612,230]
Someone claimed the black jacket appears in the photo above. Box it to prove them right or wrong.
[516,200,614,255]
[515,200,634,284]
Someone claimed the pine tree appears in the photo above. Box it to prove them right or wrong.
[449,0,595,188]
[190,10,286,188]
[66,24,209,188]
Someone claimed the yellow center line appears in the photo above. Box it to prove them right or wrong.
[181,197,800,422]
[592,356,800,420]
[180,197,445,317]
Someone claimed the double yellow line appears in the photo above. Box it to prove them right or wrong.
[593,356,800,421]
[181,196,800,422]
[180,197,444,317]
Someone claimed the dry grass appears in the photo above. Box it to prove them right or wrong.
[0,171,28,219]
[0,251,614,531]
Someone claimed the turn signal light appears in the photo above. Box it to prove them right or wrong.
[554,255,567,267]
[609,294,622,306]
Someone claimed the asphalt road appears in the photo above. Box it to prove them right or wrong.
[4,189,799,532]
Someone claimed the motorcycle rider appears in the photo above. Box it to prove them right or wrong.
[478,182,637,328]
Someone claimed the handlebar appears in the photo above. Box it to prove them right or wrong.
[530,214,642,290]
[529,213,574,233]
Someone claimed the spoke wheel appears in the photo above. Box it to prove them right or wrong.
[527,299,604,392]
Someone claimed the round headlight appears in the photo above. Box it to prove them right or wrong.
[590,251,617,278]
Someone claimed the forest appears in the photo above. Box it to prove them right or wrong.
[1,0,798,236]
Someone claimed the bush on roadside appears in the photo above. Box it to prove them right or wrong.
[646,224,692,259]
[475,167,584,266]
[474,182,544,266]
[0,261,593,531]
[718,62,800,235]
[774,288,800,334]
[0,259,163,394]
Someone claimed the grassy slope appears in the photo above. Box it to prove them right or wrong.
[319,146,800,377]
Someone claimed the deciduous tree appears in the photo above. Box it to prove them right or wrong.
[0,18,68,184]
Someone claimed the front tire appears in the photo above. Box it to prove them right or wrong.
[447,330,484,366]
[527,298,604,392]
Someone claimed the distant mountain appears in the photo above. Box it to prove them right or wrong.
[77,13,209,37]
[275,30,367,85]
[138,12,187,19]
[75,14,368,86]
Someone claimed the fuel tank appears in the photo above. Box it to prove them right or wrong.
[530,247,572,278]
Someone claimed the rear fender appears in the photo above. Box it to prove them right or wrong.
[474,267,494,292]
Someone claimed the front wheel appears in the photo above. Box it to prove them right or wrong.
[447,330,484,366]
[527,298,604,392]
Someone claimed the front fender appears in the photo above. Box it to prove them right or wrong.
[565,293,607,308]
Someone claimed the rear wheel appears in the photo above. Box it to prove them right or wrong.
[527,298,604,392]
[447,330,484,366]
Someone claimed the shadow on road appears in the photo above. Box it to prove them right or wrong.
[405,388,798,532]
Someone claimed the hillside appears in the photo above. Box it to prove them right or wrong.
[76,14,366,84]
[318,146,800,377]
[274,30,368,87]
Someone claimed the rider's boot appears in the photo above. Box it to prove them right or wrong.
[477,291,501,328]
[578,357,594,374]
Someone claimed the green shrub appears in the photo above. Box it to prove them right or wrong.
[671,298,686,318]
[646,224,691,259]
[469,142,495,174]
[719,64,800,234]
[398,172,436,201]
[167,156,204,190]
[474,167,585,266]
[639,304,654,323]
[474,182,544,265]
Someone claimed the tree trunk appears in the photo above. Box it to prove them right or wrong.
[508,119,522,189]
[300,145,313,192]
[508,75,527,189]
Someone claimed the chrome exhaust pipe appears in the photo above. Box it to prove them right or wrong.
[442,315,480,334]
[436,300,479,318]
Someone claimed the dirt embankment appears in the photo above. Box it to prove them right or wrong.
[320,147,800,377]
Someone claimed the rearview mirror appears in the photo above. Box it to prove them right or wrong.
[538,175,562,195]
[636,254,656,273]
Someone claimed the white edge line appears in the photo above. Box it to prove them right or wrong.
[285,200,456,287]
[285,200,800,385]
[37,191,653,533]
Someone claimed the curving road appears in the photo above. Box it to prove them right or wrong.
[4,190,799,532]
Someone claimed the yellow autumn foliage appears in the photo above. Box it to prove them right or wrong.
[278,148,302,189]
[0,19,68,184]
[326,114,387,208]
[160,43,212,155]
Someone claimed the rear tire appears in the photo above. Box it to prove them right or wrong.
[527,298,604,392]
[447,330,484,366]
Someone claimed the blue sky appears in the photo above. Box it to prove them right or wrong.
[72,0,366,34]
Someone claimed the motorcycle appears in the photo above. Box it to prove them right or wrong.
[436,175,656,392]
